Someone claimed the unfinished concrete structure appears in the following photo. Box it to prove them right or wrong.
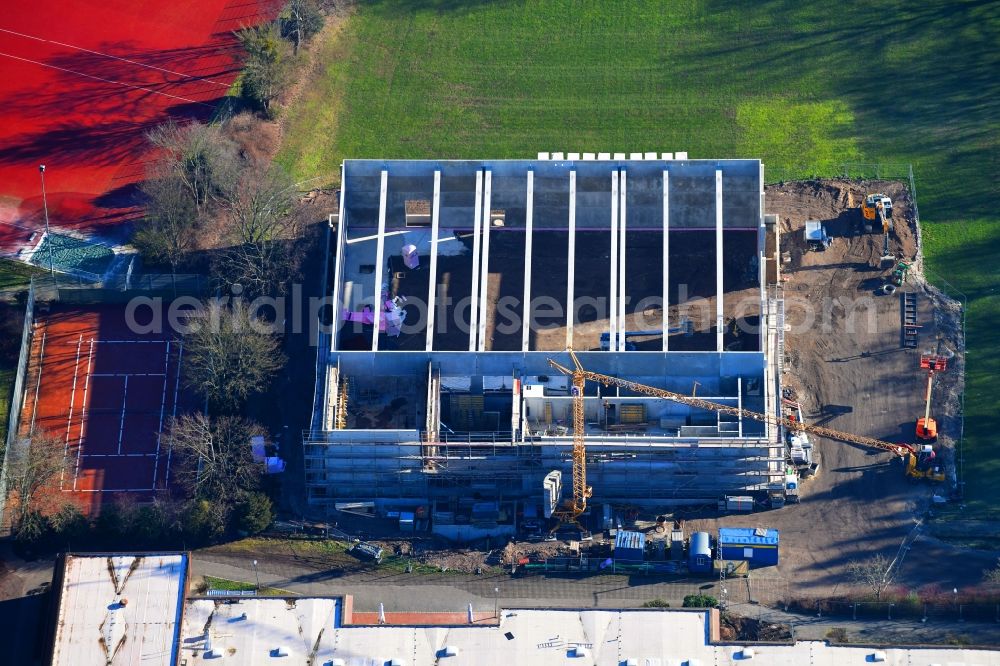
[306,157,784,517]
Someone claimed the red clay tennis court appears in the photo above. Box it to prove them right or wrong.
[0,0,280,255]
[21,304,196,515]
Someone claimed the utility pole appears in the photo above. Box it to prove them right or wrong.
[39,164,54,275]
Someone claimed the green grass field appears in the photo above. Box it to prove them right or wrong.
[278,1,1000,514]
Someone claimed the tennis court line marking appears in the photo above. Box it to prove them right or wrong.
[27,329,47,437]
[117,375,129,455]
[65,488,158,493]
[61,335,83,488]
[0,27,232,88]
[73,339,95,492]
[91,372,167,377]
[151,341,171,484]
[164,341,183,486]
[0,51,215,108]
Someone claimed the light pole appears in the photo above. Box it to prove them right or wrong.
[38,164,54,275]
[494,586,499,618]
[252,559,261,592]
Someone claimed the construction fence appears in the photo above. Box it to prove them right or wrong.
[764,162,914,185]
[786,596,1000,624]
[0,281,36,532]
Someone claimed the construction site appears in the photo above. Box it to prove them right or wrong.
[304,157,964,570]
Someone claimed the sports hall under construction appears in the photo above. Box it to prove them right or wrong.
[305,155,785,524]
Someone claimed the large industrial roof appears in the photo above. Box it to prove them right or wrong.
[177,601,1000,665]
[341,158,763,230]
[50,553,188,666]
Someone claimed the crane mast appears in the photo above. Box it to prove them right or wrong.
[549,352,592,528]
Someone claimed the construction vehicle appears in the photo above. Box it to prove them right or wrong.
[916,352,948,441]
[861,193,895,264]
[599,319,694,351]
[804,221,831,251]
[890,261,910,287]
[861,193,893,231]
[782,398,819,478]
[547,353,945,500]
[906,444,945,482]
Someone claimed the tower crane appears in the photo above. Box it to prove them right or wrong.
[545,351,943,513]
[544,351,592,532]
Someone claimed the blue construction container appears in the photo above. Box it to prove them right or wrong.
[717,527,779,567]
[614,530,646,563]
[688,532,713,573]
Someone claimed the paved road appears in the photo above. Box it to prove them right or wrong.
[192,554,1000,645]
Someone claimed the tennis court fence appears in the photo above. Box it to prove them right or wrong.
[0,281,36,534]
[30,273,212,304]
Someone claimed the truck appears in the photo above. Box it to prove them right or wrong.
[784,399,820,478]
[804,221,831,251]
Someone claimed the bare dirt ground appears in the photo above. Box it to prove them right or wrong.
[693,179,991,596]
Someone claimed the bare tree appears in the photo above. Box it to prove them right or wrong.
[236,23,287,116]
[168,413,264,502]
[984,559,1000,585]
[215,160,298,296]
[280,0,324,55]
[182,300,286,412]
[147,121,237,212]
[133,175,197,274]
[846,553,896,601]
[5,430,70,531]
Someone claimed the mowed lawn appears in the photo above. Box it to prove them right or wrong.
[279,1,1000,514]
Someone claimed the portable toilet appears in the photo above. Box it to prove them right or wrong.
[401,244,420,269]
[688,532,712,573]
[717,527,779,567]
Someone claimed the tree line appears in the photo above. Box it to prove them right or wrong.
[5,1,328,556]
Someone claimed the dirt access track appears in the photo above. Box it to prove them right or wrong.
[692,179,994,596]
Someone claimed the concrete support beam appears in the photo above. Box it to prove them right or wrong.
[662,170,670,352]
[371,169,388,352]
[759,161,767,352]
[468,171,484,351]
[425,170,441,351]
[609,170,619,353]
[737,376,744,438]
[618,169,628,351]
[477,170,493,352]
[522,170,534,352]
[566,170,577,350]
[715,169,724,353]
[331,163,348,353]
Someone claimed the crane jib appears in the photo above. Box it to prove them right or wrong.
[568,367,913,457]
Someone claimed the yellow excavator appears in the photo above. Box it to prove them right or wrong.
[861,193,895,264]
[544,350,944,525]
